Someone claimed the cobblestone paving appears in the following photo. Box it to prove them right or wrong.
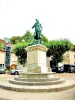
[0,73,75,100]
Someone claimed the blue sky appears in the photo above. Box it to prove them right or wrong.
[0,0,75,44]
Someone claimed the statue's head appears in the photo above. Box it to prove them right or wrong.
[35,19,39,22]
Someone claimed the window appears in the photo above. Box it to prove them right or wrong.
[0,64,2,67]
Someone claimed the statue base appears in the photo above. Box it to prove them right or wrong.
[25,44,49,73]
[30,39,44,46]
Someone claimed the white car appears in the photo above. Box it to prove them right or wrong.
[57,66,64,72]
[10,68,23,75]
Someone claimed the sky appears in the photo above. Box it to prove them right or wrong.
[0,0,75,44]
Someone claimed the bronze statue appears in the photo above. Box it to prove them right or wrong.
[32,19,43,40]
[29,19,43,45]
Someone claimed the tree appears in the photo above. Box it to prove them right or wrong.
[10,30,32,44]
[46,39,73,66]
[0,42,4,50]
[22,30,33,43]
[41,34,48,44]
[10,36,22,44]
[13,42,28,66]
[9,30,49,46]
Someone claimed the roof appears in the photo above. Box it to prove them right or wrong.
[0,39,7,45]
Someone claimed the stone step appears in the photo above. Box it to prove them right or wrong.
[9,79,65,86]
[19,72,56,78]
[0,80,75,92]
[14,77,60,82]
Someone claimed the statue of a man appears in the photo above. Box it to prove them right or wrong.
[32,19,43,40]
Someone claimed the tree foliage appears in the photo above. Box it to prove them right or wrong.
[46,39,73,65]
[10,30,33,44]
[41,34,48,44]
[12,30,32,65]
[10,36,22,44]
[0,42,4,50]
[22,30,32,43]
[13,42,28,65]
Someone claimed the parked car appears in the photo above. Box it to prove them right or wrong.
[70,66,75,73]
[10,67,23,75]
[52,66,57,72]
[63,64,75,73]
[0,67,6,74]
[52,66,64,73]
[57,66,64,73]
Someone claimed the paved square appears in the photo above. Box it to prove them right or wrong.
[0,73,75,100]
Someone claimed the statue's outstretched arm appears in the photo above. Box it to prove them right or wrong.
[32,24,35,29]
[40,24,43,29]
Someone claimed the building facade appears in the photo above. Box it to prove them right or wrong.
[0,39,17,68]
[0,50,17,68]
[63,50,75,65]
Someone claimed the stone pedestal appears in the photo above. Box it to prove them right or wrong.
[25,44,49,73]
[47,57,52,72]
